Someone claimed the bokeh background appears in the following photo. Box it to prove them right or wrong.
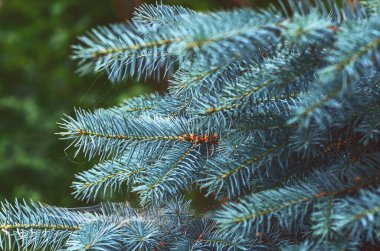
[0,0,274,207]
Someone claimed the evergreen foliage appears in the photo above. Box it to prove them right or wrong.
[0,0,133,205]
[2,0,380,250]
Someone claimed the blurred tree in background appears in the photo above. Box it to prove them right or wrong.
[0,0,273,207]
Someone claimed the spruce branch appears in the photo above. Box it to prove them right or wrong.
[73,6,283,83]
[291,16,380,127]
[0,200,88,251]
[311,196,340,240]
[72,22,179,82]
[214,155,380,236]
[200,142,288,200]
[168,53,254,99]
[65,221,125,251]
[132,3,196,28]
[334,186,380,242]
[197,48,321,123]
[72,155,147,201]
[134,143,203,206]
[58,109,193,160]
[282,10,334,45]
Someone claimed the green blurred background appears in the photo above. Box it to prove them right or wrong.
[0,0,273,207]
